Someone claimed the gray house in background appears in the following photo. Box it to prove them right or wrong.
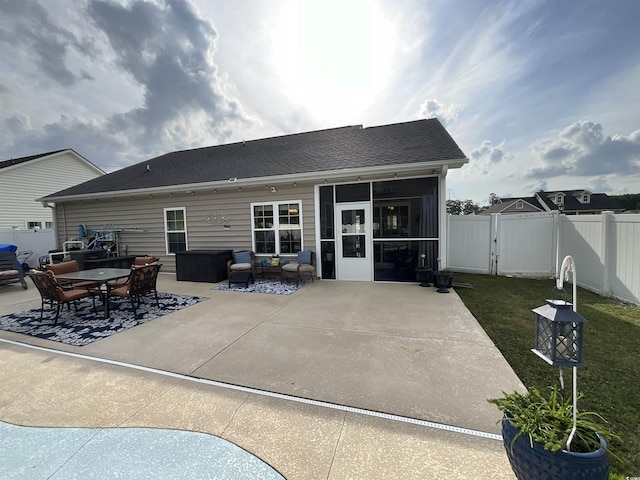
[39,119,468,282]
[480,190,623,216]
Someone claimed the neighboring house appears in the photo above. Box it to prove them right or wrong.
[479,190,623,216]
[40,119,468,282]
[0,149,105,230]
[534,190,623,214]
[479,197,543,215]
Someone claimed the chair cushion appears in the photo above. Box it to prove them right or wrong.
[234,251,252,264]
[297,250,312,264]
[230,263,252,271]
[298,264,315,272]
[281,263,298,272]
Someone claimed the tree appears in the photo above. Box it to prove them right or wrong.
[462,199,481,215]
[447,199,480,215]
[488,192,501,206]
[611,193,640,211]
[446,199,462,215]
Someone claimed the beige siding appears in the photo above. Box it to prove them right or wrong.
[54,185,317,272]
[0,151,103,229]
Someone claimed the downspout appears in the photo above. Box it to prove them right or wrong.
[439,165,448,270]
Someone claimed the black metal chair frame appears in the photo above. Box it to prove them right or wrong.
[109,264,162,318]
[27,271,97,324]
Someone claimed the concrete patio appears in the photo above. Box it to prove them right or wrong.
[0,273,524,479]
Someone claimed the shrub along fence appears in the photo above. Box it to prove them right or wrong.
[447,211,640,305]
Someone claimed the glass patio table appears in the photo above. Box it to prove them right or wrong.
[54,267,131,318]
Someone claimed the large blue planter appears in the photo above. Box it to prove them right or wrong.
[501,419,609,480]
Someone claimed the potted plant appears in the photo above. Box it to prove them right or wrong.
[433,270,453,292]
[489,385,618,480]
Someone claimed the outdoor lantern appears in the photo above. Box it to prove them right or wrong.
[531,299,587,368]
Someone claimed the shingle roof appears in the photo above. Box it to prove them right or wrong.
[0,149,67,170]
[537,190,622,212]
[480,197,541,215]
[45,119,467,199]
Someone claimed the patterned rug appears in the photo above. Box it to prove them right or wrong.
[213,279,307,295]
[0,293,207,347]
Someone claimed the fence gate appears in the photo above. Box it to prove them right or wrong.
[492,212,556,276]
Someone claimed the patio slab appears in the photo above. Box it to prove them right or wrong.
[0,273,523,478]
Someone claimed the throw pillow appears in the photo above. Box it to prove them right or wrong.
[234,251,252,264]
[297,250,312,264]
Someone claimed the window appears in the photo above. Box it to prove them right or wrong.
[164,207,188,254]
[581,193,590,203]
[252,201,302,255]
[515,200,524,209]
[25,220,53,229]
[555,194,564,205]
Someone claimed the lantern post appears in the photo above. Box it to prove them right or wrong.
[531,255,587,451]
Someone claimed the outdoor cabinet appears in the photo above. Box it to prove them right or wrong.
[175,250,233,283]
[68,249,108,270]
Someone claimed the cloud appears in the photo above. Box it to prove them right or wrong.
[416,98,461,127]
[86,0,248,144]
[528,121,640,178]
[0,0,251,170]
[470,140,511,164]
[522,179,548,195]
[0,0,94,86]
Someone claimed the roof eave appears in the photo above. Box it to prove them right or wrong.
[41,157,468,203]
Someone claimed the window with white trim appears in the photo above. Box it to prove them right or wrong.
[515,200,524,209]
[26,221,52,229]
[251,201,302,255]
[164,207,188,254]
[581,193,590,203]
[554,194,564,205]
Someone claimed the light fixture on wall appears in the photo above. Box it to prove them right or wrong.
[293,182,297,187]
[271,186,277,193]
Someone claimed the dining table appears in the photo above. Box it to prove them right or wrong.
[54,267,132,318]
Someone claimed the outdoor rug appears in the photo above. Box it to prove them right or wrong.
[0,293,207,347]
[213,279,308,295]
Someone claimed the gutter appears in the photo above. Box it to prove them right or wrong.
[39,157,468,203]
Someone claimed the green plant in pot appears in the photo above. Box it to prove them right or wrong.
[489,385,618,480]
[488,256,620,480]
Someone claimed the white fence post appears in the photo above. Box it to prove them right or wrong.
[600,211,614,297]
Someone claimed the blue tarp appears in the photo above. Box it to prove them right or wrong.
[0,244,22,269]
[0,244,18,253]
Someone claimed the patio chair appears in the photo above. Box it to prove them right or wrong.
[108,264,162,318]
[27,270,98,324]
[46,260,98,289]
[226,251,256,282]
[108,256,160,288]
[0,251,28,289]
[281,250,316,287]
[133,256,159,266]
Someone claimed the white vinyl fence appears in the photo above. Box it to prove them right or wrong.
[447,212,640,305]
[0,228,57,269]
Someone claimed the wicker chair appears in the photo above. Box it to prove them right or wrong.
[226,251,256,282]
[281,250,316,287]
[27,270,98,324]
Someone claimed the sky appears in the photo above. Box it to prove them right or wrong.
[1,0,639,205]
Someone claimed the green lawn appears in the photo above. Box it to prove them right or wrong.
[452,273,640,477]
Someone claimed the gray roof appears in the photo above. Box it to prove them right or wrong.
[0,149,67,170]
[479,197,541,215]
[45,119,467,199]
[536,190,622,212]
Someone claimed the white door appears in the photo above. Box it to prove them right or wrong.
[336,202,372,281]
